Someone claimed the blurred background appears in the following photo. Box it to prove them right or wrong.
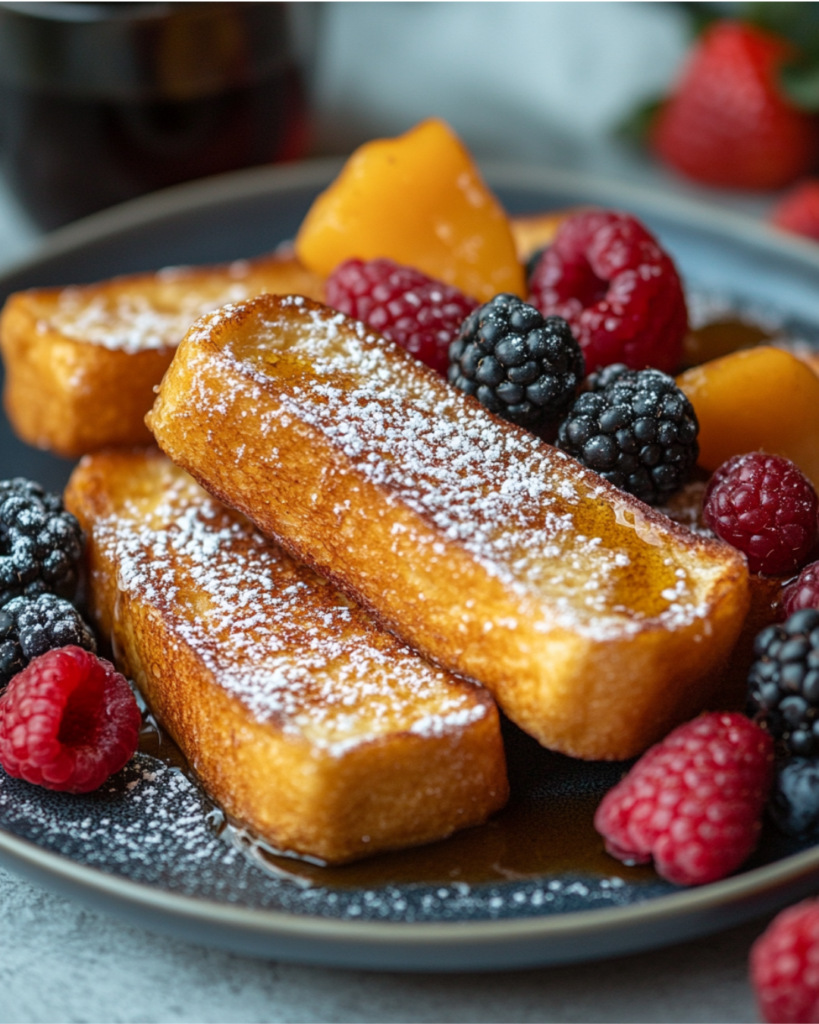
[1,1,818,269]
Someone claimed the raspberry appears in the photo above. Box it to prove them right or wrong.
[653,21,815,192]
[703,454,819,576]
[751,898,819,1024]
[528,209,688,374]
[594,712,773,886]
[747,608,819,758]
[771,180,819,243]
[325,258,478,374]
[557,366,699,505]
[447,294,584,429]
[0,646,140,793]
[783,561,819,619]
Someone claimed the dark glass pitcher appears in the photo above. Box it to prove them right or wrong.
[0,2,320,229]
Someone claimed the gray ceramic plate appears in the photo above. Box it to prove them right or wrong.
[0,161,818,972]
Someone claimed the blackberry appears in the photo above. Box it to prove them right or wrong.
[769,758,819,836]
[0,593,96,689]
[587,363,632,392]
[0,478,84,607]
[748,609,819,757]
[557,366,699,504]
[447,295,584,429]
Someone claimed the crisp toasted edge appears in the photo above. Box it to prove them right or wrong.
[148,295,751,760]
[0,253,325,458]
[0,294,172,456]
[65,448,509,864]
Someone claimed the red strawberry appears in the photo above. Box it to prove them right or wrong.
[771,179,819,241]
[653,21,816,191]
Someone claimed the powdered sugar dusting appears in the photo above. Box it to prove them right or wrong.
[0,750,667,921]
[91,460,487,751]
[218,298,719,640]
[46,256,319,354]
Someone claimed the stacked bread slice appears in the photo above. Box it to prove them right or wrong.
[0,216,560,457]
[66,449,508,863]
[0,251,324,456]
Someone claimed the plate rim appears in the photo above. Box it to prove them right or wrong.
[2,156,819,966]
[1,822,818,946]
[5,155,819,284]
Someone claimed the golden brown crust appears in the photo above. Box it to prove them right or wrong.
[1,294,172,455]
[149,294,751,760]
[65,449,508,864]
[0,253,325,458]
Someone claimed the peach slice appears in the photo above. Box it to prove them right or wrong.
[295,118,525,303]
[677,345,819,490]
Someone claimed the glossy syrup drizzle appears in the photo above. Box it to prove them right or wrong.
[137,710,654,890]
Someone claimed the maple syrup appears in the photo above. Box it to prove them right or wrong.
[138,710,654,890]
[0,72,309,230]
[0,3,318,229]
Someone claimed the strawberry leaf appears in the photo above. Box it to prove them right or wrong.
[679,2,722,37]
[615,97,664,148]
[744,2,819,54]
[780,59,819,111]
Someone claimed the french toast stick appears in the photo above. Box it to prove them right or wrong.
[65,449,508,864]
[148,294,750,761]
[0,251,324,457]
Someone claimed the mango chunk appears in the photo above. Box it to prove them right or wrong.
[677,346,819,490]
[295,119,525,302]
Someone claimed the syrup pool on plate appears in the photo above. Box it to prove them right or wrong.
[138,709,654,889]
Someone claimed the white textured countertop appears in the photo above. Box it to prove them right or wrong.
[0,864,765,1022]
